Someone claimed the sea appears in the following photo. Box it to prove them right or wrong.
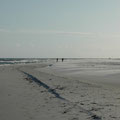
[0,58,51,66]
[1,58,120,67]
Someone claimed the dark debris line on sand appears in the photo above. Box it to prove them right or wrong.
[19,69,102,120]
[21,70,65,100]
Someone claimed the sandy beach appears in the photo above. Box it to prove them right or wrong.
[1,0,120,119]
[1,59,120,120]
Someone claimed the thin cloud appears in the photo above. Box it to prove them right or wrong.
[1,29,120,38]
[0,29,94,37]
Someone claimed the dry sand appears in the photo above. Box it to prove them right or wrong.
[1,59,120,120]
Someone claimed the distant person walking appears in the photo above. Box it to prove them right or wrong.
[56,58,58,62]
[62,58,64,62]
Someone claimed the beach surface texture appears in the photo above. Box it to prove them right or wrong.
[1,58,120,120]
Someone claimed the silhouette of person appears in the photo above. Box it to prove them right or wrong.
[56,58,58,62]
[62,58,64,62]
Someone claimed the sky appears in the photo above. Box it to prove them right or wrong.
[0,0,120,58]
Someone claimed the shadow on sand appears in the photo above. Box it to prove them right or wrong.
[21,71,66,100]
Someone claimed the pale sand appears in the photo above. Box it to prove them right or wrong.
[1,60,120,120]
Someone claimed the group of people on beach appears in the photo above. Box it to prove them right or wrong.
[56,58,64,62]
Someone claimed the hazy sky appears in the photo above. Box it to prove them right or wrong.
[1,0,120,58]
